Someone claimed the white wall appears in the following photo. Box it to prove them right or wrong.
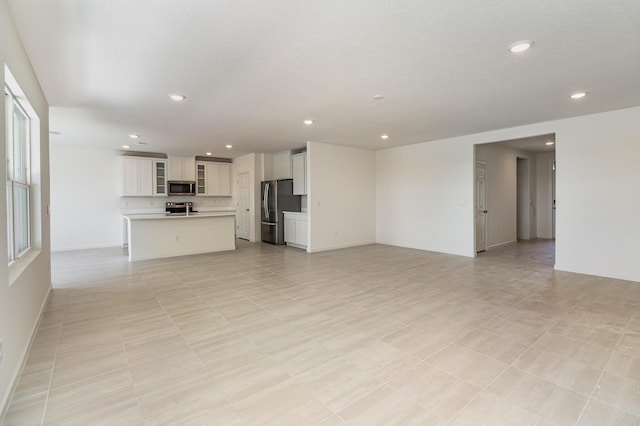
[307,142,376,252]
[536,152,555,239]
[554,109,639,281]
[376,106,640,282]
[1,0,52,414]
[376,138,475,256]
[50,145,122,250]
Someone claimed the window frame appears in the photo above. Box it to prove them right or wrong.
[5,83,32,264]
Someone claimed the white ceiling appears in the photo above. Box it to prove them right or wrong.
[6,0,640,158]
[498,134,556,153]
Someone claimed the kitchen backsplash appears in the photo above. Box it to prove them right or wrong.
[120,196,234,213]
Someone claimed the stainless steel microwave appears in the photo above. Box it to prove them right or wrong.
[168,180,196,196]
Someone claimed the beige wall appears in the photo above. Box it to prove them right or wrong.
[376,106,640,282]
[307,141,376,252]
[1,0,52,413]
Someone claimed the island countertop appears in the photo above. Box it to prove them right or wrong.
[123,211,235,220]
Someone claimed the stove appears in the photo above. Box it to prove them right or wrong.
[165,201,197,215]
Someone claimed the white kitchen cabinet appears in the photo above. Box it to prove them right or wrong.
[271,151,292,179]
[196,161,232,196]
[215,163,231,196]
[153,160,168,196]
[122,156,153,196]
[168,156,196,181]
[292,152,306,195]
[283,212,308,249]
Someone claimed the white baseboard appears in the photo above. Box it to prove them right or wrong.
[307,241,376,253]
[0,286,52,420]
[487,239,517,250]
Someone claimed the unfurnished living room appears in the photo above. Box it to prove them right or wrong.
[1,1,640,425]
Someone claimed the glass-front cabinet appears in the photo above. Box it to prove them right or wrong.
[196,163,206,195]
[153,160,168,196]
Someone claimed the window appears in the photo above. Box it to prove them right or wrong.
[6,84,31,263]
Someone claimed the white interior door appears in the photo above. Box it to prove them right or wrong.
[237,172,250,240]
[475,161,488,252]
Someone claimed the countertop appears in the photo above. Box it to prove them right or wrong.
[123,211,235,220]
[282,211,308,215]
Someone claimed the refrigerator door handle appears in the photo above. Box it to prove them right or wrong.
[265,184,270,220]
[263,184,268,220]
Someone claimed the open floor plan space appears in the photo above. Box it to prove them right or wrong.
[3,240,640,425]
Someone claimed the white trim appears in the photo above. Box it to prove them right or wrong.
[307,241,377,253]
[486,239,518,250]
[0,287,51,419]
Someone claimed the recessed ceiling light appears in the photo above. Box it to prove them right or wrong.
[570,92,587,99]
[225,144,233,149]
[381,134,389,140]
[303,120,313,125]
[373,95,384,100]
[169,94,186,101]
[509,40,533,53]
[206,152,212,156]
[128,134,139,139]
[122,145,130,149]
[545,141,555,146]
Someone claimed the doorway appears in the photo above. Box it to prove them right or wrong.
[236,172,250,240]
[475,161,487,252]
[516,157,530,240]
[474,134,556,259]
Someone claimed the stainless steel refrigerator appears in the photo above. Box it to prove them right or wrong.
[261,179,301,244]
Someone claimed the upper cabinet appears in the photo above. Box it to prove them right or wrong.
[271,151,292,180]
[168,155,195,181]
[122,156,168,197]
[153,160,168,196]
[196,161,232,196]
[122,157,153,196]
[291,152,307,195]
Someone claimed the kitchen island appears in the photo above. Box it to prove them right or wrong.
[122,211,235,261]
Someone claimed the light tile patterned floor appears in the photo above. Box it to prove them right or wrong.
[2,240,640,425]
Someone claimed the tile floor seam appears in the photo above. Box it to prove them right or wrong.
[8,241,640,424]
[574,303,637,424]
[39,300,66,426]
[382,370,472,424]
[459,326,569,425]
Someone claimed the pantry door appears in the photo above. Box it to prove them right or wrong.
[475,161,487,253]
[237,172,251,240]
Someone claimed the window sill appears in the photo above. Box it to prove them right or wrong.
[8,249,41,286]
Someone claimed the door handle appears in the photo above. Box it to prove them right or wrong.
[483,210,488,213]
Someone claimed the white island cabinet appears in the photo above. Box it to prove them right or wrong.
[123,211,235,261]
[283,212,308,249]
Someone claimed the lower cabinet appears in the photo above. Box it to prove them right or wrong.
[283,212,308,249]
